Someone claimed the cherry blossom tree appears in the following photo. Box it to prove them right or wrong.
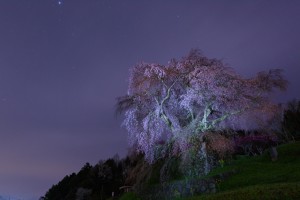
[117,49,287,168]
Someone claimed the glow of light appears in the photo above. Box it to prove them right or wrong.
[58,1,62,5]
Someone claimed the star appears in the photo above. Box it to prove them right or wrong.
[58,1,63,5]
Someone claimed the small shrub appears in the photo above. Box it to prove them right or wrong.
[204,132,235,161]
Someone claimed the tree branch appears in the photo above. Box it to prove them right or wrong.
[157,79,179,130]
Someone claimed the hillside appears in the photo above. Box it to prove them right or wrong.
[42,142,300,200]
[187,141,300,200]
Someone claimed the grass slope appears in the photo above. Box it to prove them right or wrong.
[188,141,300,200]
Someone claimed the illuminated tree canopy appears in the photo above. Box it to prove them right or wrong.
[117,50,287,163]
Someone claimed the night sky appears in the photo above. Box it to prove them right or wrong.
[0,0,299,199]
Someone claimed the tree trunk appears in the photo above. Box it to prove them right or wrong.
[200,142,210,175]
[269,146,278,161]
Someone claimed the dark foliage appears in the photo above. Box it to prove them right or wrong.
[234,132,279,156]
[42,157,128,200]
[282,99,300,141]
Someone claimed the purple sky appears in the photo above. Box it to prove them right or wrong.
[0,0,299,199]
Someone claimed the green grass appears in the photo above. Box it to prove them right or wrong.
[118,192,141,200]
[187,141,300,200]
[188,182,300,200]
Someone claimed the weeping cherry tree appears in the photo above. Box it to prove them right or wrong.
[116,50,287,175]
